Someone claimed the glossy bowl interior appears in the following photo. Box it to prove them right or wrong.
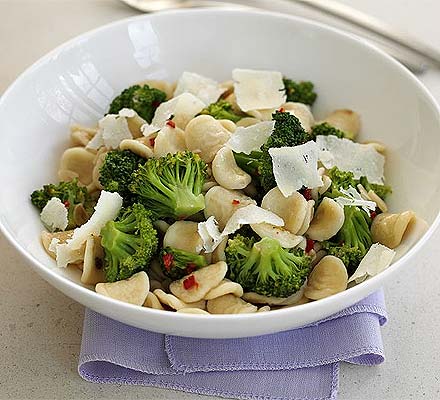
[1,9,440,338]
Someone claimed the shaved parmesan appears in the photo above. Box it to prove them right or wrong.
[197,216,224,253]
[174,72,226,105]
[334,187,377,213]
[40,197,68,232]
[50,238,85,268]
[232,69,286,112]
[98,113,133,149]
[142,93,205,136]
[316,135,385,184]
[269,141,323,197]
[52,191,122,267]
[222,204,284,236]
[226,121,274,154]
[66,191,122,250]
[348,243,395,284]
[118,108,137,118]
[86,130,104,150]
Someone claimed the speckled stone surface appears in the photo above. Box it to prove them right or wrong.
[1,1,440,399]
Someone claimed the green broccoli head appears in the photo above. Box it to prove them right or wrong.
[199,100,243,122]
[323,167,392,202]
[283,78,317,106]
[233,111,310,193]
[325,167,358,198]
[101,203,158,282]
[321,242,364,275]
[160,247,208,280]
[258,110,310,191]
[30,178,95,229]
[358,176,392,200]
[336,206,372,253]
[99,150,145,205]
[311,122,354,140]
[129,151,207,220]
[108,84,166,123]
[225,235,312,298]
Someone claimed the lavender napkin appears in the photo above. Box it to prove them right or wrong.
[79,290,387,400]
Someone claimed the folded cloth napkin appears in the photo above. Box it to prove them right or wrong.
[79,290,387,400]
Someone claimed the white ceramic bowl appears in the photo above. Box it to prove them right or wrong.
[1,9,440,338]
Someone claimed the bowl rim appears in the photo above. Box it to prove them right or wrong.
[1,7,440,325]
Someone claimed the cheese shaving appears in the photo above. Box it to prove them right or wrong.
[142,93,205,136]
[222,204,284,236]
[197,216,224,253]
[226,121,274,154]
[316,135,385,184]
[40,197,68,232]
[65,191,122,250]
[348,243,395,284]
[334,187,377,213]
[173,72,226,105]
[269,141,323,197]
[232,69,286,112]
[98,113,133,149]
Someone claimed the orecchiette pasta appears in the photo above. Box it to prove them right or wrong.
[153,289,206,311]
[81,235,105,285]
[207,294,258,314]
[143,291,165,310]
[306,198,344,241]
[261,188,308,234]
[211,146,251,190]
[304,256,348,300]
[95,271,150,306]
[204,186,256,229]
[322,109,360,137]
[120,139,154,159]
[163,221,203,253]
[169,261,228,303]
[59,147,96,186]
[153,125,186,158]
[371,211,415,249]
[185,115,232,162]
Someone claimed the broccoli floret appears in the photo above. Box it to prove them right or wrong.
[322,242,363,275]
[225,235,311,298]
[129,151,207,220]
[108,84,166,123]
[233,110,310,192]
[160,247,208,280]
[359,176,392,200]
[30,179,94,229]
[99,150,145,205]
[324,167,392,202]
[311,122,354,140]
[322,206,372,274]
[199,100,244,122]
[324,167,358,199]
[283,78,317,106]
[101,203,158,282]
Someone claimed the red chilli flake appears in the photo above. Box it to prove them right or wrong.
[166,120,176,128]
[370,211,377,219]
[183,275,198,290]
[232,199,240,205]
[278,107,285,112]
[162,253,174,271]
[63,201,70,208]
[302,188,312,201]
[305,239,315,253]
[149,137,156,147]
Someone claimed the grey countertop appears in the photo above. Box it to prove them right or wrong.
[1,1,440,399]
